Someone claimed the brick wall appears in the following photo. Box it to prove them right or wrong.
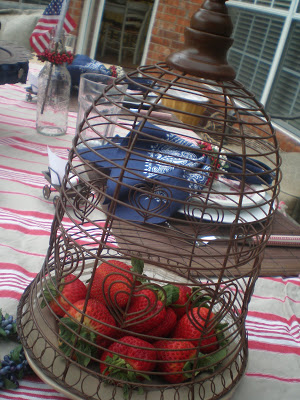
[68,0,85,35]
[146,0,205,65]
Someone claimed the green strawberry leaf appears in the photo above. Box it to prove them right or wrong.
[104,354,151,384]
[135,274,150,284]
[191,295,212,308]
[123,384,129,400]
[190,287,212,306]
[183,340,229,379]
[40,277,58,308]
[216,322,229,330]
[197,347,228,373]
[187,321,229,376]
[216,325,229,348]
[162,284,180,306]
[59,317,96,367]
[137,386,145,395]
[131,257,144,275]
[75,341,93,367]
[183,359,197,379]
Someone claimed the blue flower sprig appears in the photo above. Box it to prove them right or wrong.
[0,310,17,340]
[0,309,33,389]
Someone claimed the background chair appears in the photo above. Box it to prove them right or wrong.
[100,1,152,66]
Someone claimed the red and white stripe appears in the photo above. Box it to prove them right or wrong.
[0,208,55,235]
[0,376,69,399]
[0,166,46,189]
[0,137,69,159]
[247,311,300,355]
[30,14,76,55]
[0,264,37,300]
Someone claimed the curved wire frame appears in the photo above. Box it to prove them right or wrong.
[17,63,280,400]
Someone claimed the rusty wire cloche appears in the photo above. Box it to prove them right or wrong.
[17,1,281,399]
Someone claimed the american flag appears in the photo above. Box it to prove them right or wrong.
[29,0,76,54]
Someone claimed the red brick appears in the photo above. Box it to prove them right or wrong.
[157,29,180,41]
[151,26,160,36]
[164,6,186,16]
[152,36,172,47]
[157,13,177,24]
[163,0,184,7]
[174,25,186,35]
[171,39,184,49]
[176,17,191,27]
[157,3,165,13]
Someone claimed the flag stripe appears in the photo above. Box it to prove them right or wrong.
[29,0,77,54]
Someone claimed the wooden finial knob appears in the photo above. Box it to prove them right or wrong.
[167,0,236,80]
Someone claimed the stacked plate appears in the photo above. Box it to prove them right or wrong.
[178,177,273,224]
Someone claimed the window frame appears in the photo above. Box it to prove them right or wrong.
[227,0,300,137]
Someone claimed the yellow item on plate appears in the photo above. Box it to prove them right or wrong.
[161,88,209,126]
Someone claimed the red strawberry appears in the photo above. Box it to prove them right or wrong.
[125,288,166,333]
[100,335,157,382]
[154,339,197,383]
[41,274,87,317]
[90,260,134,308]
[59,298,116,366]
[145,307,177,340]
[170,285,192,318]
[172,307,218,353]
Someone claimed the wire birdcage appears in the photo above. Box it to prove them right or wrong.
[17,1,281,399]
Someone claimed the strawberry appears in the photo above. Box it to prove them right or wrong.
[100,335,157,382]
[172,307,219,353]
[41,274,87,317]
[145,307,177,340]
[125,288,166,333]
[154,339,197,383]
[90,260,134,308]
[169,285,192,318]
[59,298,116,366]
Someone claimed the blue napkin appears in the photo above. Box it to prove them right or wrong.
[78,122,274,223]
[78,121,211,223]
[124,77,157,93]
[225,155,274,185]
[67,55,112,87]
[0,61,29,85]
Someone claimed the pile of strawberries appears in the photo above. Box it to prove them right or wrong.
[42,259,228,391]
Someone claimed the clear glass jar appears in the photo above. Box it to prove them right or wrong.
[36,58,71,136]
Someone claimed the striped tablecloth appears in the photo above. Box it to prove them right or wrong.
[0,69,300,400]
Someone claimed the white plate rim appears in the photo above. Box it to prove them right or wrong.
[195,179,268,209]
[178,193,273,224]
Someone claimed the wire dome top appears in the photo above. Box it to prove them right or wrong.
[17,1,281,400]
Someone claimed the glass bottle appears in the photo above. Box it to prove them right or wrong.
[36,37,71,136]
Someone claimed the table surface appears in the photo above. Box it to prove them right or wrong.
[0,63,300,400]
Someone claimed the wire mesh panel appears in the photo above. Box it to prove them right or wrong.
[17,1,280,399]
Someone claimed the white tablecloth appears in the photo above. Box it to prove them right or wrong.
[0,66,299,400]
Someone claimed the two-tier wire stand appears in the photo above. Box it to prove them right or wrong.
[17,1,280,399]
